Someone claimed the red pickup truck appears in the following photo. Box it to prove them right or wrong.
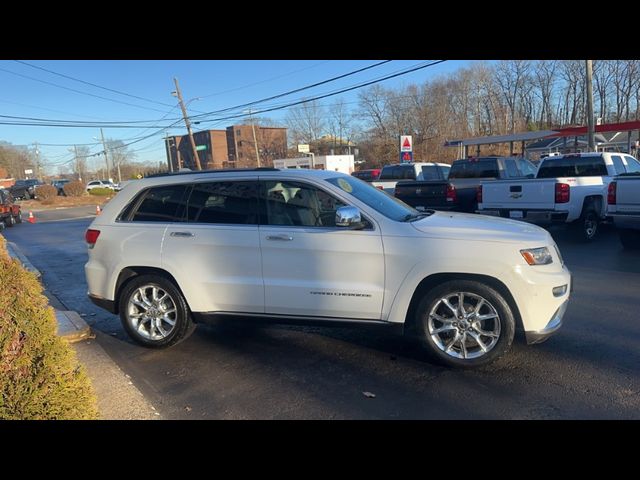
[0,188,22,229]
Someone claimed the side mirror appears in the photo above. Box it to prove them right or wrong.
[335,206,363,228]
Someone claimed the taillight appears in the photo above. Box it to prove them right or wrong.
[555,183,570,203]
[476,185,483,203]
[376,185,384,190]
[446,184,457,203]
[85,229,100,248]
[608,181,617,205]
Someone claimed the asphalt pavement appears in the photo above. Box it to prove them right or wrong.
[3,212,640,419]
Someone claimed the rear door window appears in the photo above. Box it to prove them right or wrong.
[130,184,190,222]
[186,181,259,225]
[623,156,640,173]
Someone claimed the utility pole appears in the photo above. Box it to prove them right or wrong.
[34,141,40,179]
[99,128,111,180]
[247,109,261,168]
[74,145,80,180]
[173,77,202,170]
[586,60,595,151]
[165,134,174,172]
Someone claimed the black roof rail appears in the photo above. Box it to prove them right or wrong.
[144,167,279,178]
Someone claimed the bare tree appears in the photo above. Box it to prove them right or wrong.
[285,99,326,146]
[494,60,532,133]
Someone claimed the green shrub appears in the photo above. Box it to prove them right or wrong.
[88,188,113,196]
[0,236,98,419]
[36,184,58,202]
[63,181,85,197]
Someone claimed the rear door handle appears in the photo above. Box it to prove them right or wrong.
[266,234,293,241]
[170,231,194,238]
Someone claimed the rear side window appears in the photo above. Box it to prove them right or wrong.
[611,155,626,175]
[186,181,259,224]
[537,156,607,178]
[624,156,640,173]
[130,185,189,222]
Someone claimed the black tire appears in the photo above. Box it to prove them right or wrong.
[5,214,15,227]
[571,208,599,242]
[23,191,31,200]
[119,274,196,348]
[14,211,22,224]
[413,279,515,368]
[620,229,640,250]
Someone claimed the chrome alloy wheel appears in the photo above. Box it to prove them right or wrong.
[427,292,501,360]
[126,285,178,341]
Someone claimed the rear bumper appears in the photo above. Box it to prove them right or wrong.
[478,209,569,224]
[88,293,117,314]
[525,300,567,344]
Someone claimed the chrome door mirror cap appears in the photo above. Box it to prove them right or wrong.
[335,206,362,228]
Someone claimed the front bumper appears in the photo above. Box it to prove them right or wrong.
[88,293,117,314]
[525,299,568,344]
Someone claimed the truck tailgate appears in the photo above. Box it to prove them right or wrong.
[394,181,449,209]
[616,176,640,213]
[481,180,556,210]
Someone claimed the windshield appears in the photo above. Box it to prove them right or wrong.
[325,175,427,222]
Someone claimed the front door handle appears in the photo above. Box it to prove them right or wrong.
[170,231,194,238]
[266,234,293,241]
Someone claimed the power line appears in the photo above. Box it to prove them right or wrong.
[199,60,332,98]
[15,60,176,108]
[0,113,183,125]
[191,60,393,119]
[0,65,170,114]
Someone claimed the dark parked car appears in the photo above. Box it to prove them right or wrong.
[351,168,381,182]
[10,179,44,199]
[52,179,71,195]
[394,156,537,213]
[0,188,22,229]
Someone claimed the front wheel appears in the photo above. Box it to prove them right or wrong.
[414,280,515,368]
[5,214,15,227]
[14,211,22,224]
[119,275,196,348]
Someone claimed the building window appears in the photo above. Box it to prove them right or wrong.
[236,130,241,136]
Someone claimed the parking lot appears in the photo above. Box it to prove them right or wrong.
[3,213,640,419]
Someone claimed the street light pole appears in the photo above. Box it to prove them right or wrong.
[247,109,261,168]
[173,77,202,170]
[586,60,595,151]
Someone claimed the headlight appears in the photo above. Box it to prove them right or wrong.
[520,247,553,265]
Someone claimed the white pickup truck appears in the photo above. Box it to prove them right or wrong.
[478,152,640,241]
[607,174,640,249]
[372,162,450,194]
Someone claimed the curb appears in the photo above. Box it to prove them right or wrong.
[56,310,94,343]
[6,241,41,278]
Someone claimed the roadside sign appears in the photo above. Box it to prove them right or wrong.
[298,144,310,153]
[400,151,413,163]
[24,169,33,174]
[196,145,207,151]
[400,135,412,152]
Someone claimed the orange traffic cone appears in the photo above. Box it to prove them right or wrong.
[28,211,35,223]
[96,205,101,215]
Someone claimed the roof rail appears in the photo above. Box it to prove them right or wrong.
[144,167,279,178]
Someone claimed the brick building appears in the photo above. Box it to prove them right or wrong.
[166,124,287,171]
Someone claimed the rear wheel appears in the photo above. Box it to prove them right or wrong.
[14,211,22,224]
[119,275,196,348]
[5,214,15,227]
[23,191,31,200]
[414,280,515,368]
[572,208,599,242]
[620,229,640,250]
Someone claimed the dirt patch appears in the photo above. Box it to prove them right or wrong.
[19,195,114,211]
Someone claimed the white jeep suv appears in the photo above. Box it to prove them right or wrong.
[84,168,571,368]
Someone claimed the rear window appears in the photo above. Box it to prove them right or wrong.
[421,165,443,180]
[449,159,499,179]
[379,165,416,180]
[537,155,607,178]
